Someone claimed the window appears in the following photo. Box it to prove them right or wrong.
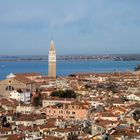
[72,112,75,114]
[5,86,14,91]
[66,111,70,114]
[97,127,102,131]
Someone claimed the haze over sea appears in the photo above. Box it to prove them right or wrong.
[0,60,140,80]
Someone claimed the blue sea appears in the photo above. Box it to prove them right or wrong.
[0,60,140,80]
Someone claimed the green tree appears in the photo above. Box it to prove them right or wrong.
[135,65,140,71]
[51,90,77,98]
[132,110,140,121]
[33,93,42,107]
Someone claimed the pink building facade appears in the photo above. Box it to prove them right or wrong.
[45,101,89,121]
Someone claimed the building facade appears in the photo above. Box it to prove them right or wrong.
[0,73,39,98]
[9,89,31,103]
[45,101,89,121]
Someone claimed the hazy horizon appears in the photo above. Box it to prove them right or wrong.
[0,53,140,57]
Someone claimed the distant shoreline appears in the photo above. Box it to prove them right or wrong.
[0,54,140,62]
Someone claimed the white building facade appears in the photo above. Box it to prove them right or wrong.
[9,89,31,103]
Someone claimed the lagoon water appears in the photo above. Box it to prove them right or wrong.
[0,60,140,80]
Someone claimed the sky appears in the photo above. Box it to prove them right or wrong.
[0,0,140,55]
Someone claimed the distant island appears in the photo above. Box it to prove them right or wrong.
[0,54,140,62]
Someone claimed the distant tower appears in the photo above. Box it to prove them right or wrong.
[48,39,56,78]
